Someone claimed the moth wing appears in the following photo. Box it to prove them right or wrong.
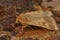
[16,11,59,30]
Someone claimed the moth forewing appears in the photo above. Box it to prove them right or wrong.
[16,10,59,30]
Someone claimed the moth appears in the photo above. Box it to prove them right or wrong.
[16,9,59,34]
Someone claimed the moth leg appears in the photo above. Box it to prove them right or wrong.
[22,25,34,32]
[28,26,34,30]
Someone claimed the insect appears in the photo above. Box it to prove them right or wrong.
[16,5,59,34]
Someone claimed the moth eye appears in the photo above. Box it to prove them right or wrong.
[15,21,22,27]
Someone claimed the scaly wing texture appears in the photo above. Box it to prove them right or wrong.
[16,11,59,30]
